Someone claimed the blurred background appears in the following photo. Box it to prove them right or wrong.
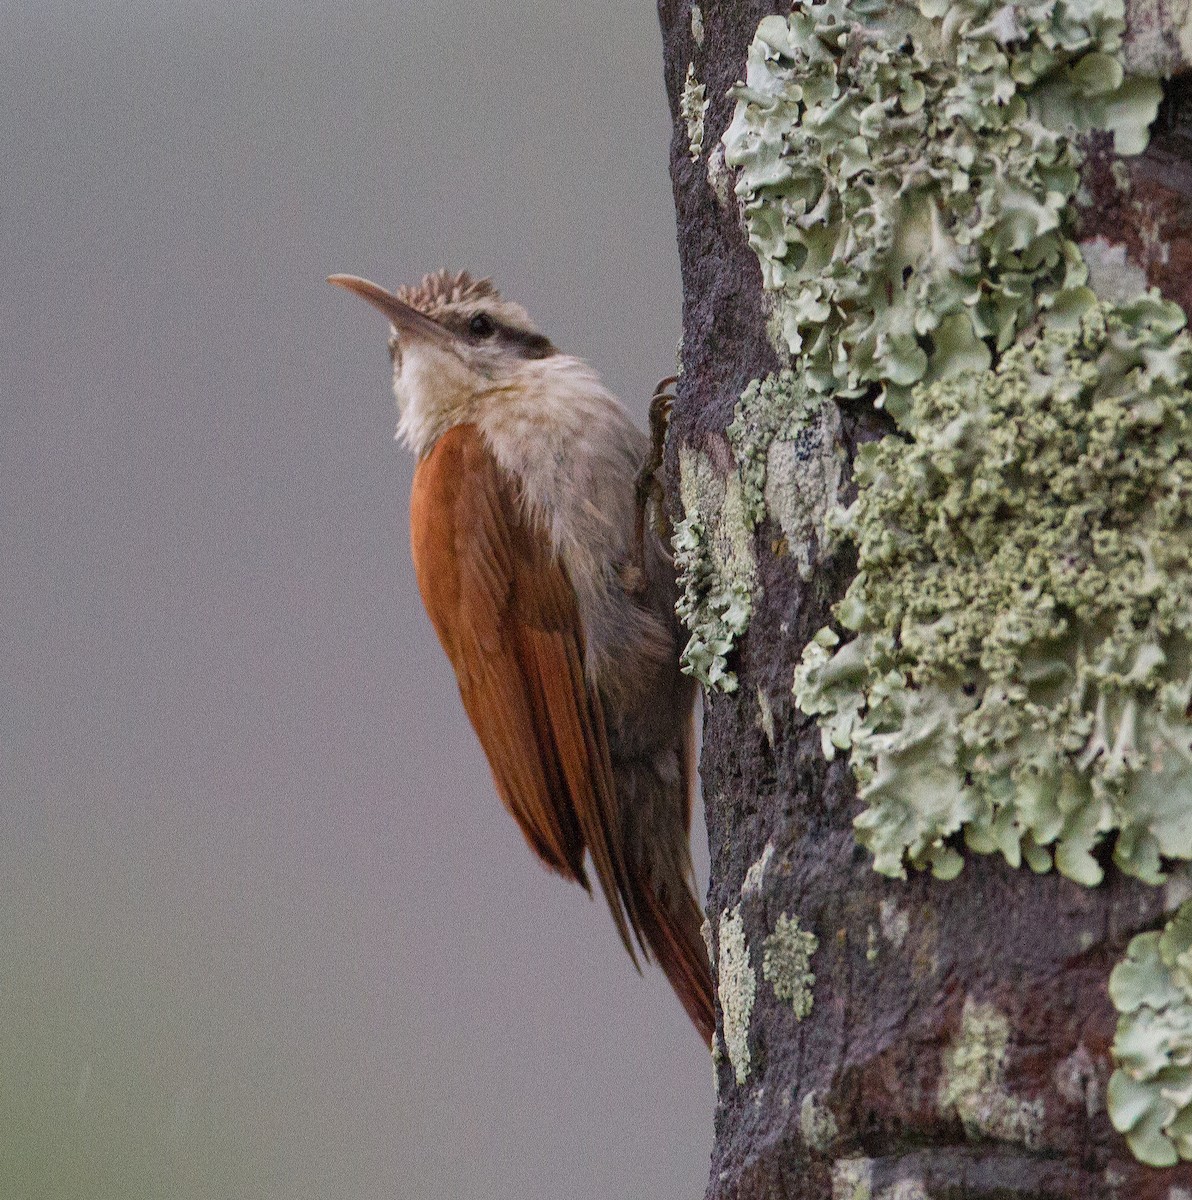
[0,2,712,1197]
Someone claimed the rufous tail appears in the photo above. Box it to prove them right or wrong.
[629,872,716,1045]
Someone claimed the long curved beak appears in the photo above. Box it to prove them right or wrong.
[327,274,452,345]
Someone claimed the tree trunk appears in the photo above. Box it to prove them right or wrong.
[657,1,1192,1196]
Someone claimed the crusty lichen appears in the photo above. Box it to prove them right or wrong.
[722,0,1160,422]
[940,997,1045,1146]
[879,899,910,949]
[675,376,846,691]
[681,64,709,161]
[675,446,756,691]
[706,144,734,210]
[727,371,846,580]
[832,1157,874,1200]
[1108,900,1192,1165]
[718,0,1178,1174]
[763,912,819,1018]
[800,1089,839,1150]
[691,3,705,47]
[795,298,1192,885]
[718,905,757,1084]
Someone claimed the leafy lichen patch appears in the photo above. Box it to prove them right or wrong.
[762,911,819,1018]
[794,299,1192,886]
[1108,900,1192,1166]
[940,997,1045,1146]
[675,446,757,691]
[681,64,709,161]
[722,0,1160,420]
[719,905,757,1084]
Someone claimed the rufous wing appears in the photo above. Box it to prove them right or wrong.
[409,423,641,961]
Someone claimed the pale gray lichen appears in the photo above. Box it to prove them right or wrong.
[832,1157,874,1200]
[762,912,819,1018]
[1108,900,1192,1166]
[1081,235,1152,304]
[722,0,1160,421]
[879,898,910,949]
[691,3,705,46]
[939,996,1045,1146]
[800,1089,840,1150]
[878,1183,930,1200]
[1121,0,1192,76]
[681,64,710,161]
[795,298,1192,886]
[727,370,847,580]
[718,905,757,1084]
[675,446,757,691]
[1054,1043,1103,1117]
[742,840,775,898]
[757,686,777,747]
[706,144,735,210]
[675,376,843,690]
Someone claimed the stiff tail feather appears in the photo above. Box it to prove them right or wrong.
[630,873,716,1045]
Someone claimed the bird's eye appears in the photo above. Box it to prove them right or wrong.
[468,313,495,338]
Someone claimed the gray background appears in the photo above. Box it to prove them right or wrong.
[0,1,713,1196]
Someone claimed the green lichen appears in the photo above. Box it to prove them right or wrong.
[939,997,1045,1145]
[727,371,847,580]
[676,375,845,692]
[1108,900,1192,1166]
[681,64,709,161]
[722,0,1160,421]
[677,375,845,689]
[718,905,756,1084]
[795,298,1192,886]
[763,912,819,1018]
[675,446,756,691]
[719,0,1178,1169]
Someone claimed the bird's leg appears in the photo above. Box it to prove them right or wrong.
[633,376,679,576]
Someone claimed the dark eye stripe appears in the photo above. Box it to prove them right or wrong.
[497,325,555,360]
[442,311,556,359]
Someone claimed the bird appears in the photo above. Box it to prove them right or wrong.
[328,268,715,1043]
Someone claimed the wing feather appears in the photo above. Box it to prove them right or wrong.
[409,423,640,960]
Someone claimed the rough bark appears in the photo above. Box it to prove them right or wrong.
[657,2,1192,1197]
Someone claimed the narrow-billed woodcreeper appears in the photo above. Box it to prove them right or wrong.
[329,269,714,1042]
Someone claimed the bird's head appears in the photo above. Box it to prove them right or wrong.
[329,269,557,454]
